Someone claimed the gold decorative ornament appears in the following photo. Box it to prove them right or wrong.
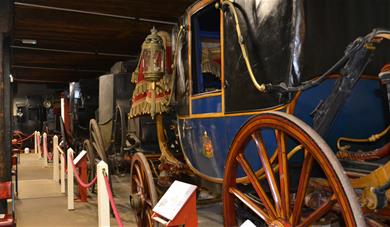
[361,187,377,209]
[336,124,390,152]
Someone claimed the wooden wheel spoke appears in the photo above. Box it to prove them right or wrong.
[276,130,290,219]
[91,132,101,148]
[145,199,153,207]
[229,187,271,224]
[251,132,282,215]
[297,194,336,227]
[291,152,314,225]
[135,165,145,186]
[92,141,104,160]
[270,148,278,164]
[236,153,277,218]
[147,208,154,225]
[133,177,142,191]
[92,142,99,153]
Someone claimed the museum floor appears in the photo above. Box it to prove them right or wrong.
[15,153,223,226]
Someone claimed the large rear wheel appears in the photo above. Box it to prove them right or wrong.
[130,152,158,227]
[112,105,127,157]
[111,105,128,173]
[223,111,365,227]
[89,119,107,162]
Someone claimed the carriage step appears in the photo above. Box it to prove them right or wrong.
[349,159,390,190]
[340,159,382,174]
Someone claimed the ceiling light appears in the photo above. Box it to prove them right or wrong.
[21,39,37,45]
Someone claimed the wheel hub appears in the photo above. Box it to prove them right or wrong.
[130,193,143,211]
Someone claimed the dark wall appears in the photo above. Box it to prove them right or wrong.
[0,0,11,182]
[303,0,390,79]
[0,0,11,214]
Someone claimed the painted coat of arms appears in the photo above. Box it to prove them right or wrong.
[202,131,214,159]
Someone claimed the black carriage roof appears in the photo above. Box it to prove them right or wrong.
[174,0,390,114]
[182,0,390,81]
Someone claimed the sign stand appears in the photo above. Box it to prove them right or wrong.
[77,156,88,202]
[152,180,198,227]
[72,150,88,202]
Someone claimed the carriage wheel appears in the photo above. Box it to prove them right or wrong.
[112,106,127,157]
[89,119,107,162]
[223,111,365,227]
[130,152,158,227]
[83,139,96,192]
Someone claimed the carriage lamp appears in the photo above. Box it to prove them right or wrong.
[140,27,165,83]
[139,27,166,119]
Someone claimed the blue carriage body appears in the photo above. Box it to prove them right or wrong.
[178,79,388,179]
[174,0,389,179]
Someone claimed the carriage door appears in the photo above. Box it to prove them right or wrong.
[190,3,222,116]
[179,2,225,178]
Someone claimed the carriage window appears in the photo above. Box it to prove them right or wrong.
[191,4,221,94]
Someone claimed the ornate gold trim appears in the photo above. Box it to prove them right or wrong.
[178,104,287,120]
[220,8,225,114]
[156,114,182,166]
[191,91,222,100]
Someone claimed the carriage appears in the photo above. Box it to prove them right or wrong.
[82,0,390,226]
[65,79,99,149]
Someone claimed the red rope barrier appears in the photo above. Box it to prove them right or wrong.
[103,175,124,227]
[18,132,35,143]
[13,132,35,145]
[70,156,97,189]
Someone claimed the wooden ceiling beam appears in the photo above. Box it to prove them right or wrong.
[12,46,136,71]
[12,67,101,83]
[13,4,173,54]
[14,0,194,22]
[13,78,68,84]
[11,45,137,58]
[14,2,178,25]
[12,65,106,74]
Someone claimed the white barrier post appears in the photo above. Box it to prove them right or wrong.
[43,133,48,167]
[97,161,110,227]
[67,148,74,210]
[60,148,65,193]
[37,131,41,156]
[53,136,59,182]
[34,131,37,154]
